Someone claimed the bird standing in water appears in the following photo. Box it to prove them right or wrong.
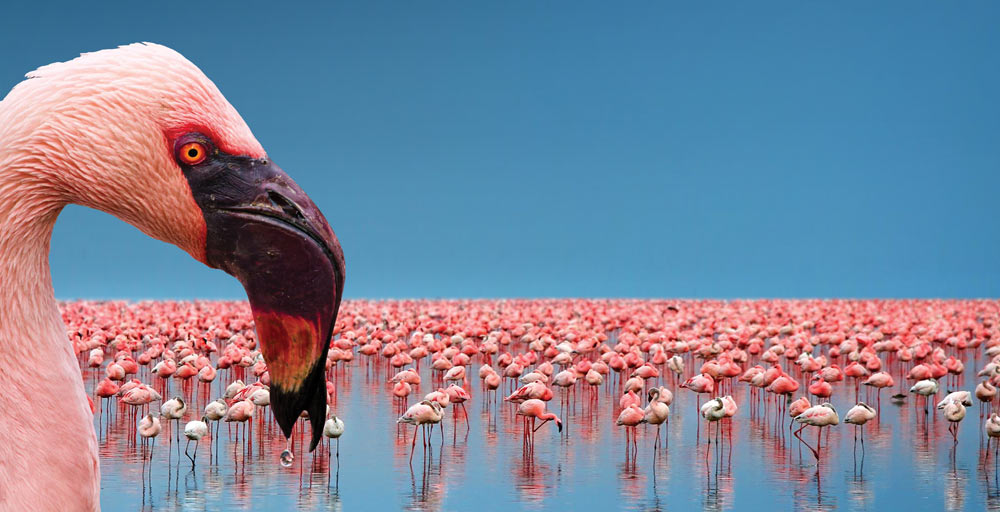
[183,417,209,466]
[844,402,876,455]
[518,399,562,453]
[324,414,346,458]
[793,403,839,462]
[644,388,670,449]
[909,379,939,415]
[398,400,444,464]
[939,399,967,443]
[137,414,162,461]
[161,397,187,447]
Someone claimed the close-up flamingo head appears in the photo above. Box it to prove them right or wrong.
[2,43,344,450]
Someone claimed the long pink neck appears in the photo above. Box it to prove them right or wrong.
[0,147,100,508]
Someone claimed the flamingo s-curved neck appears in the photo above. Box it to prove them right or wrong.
[0,144,101,508]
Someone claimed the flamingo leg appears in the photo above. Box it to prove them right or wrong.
[461,403,470,434]
[793,424,819,460]
[409,424,418,465]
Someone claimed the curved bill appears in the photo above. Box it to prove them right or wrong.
[184,154,345,451]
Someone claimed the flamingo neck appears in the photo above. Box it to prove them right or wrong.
[0,154,100,509]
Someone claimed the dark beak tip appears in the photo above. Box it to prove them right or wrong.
[270,361,329,451]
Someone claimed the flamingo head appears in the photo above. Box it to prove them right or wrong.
[10,43,343,451]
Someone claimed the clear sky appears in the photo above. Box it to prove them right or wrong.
[2,2,998,299]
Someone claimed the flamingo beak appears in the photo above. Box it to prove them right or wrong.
[183,155,345,452]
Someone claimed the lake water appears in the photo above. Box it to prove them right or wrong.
[94,351,999,511]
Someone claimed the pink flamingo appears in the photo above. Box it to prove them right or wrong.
[644,389,670,449]
[617,404,645,456]
[517,399,562,451]
[793,403,839,462]
[0,43,345,506]
[137,413,161,460]
[977,380,997,421]
[397,400,444,464]
[862,371,894,409]
[844,402,876,453]
[444,384,472,433]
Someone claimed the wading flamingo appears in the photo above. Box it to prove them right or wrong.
[397,400,444,464]
[844,402,876,452]
[517,399,562,451]
[644,388,670,449]
[862,371,893,409]
[0,43,345,507]
[793,403,839,462]
[160,397,187,446]
[137,414,162,459]
[323,414,345,458]
[183,417,209,466]
[617,404,645,456]
[977,380,997,422]
[204,398,228,440]
[700,397,726,444]
[986,413,1000,461]
[323,414,345,487]
[910,379,940,415]
[444,384,472,433]
[938,397,968,443]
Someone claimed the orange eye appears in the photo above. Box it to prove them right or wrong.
[178,142,207,165]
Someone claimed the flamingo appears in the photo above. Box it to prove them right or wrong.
[225,398,256,448]
[204,398,228,440]
[397,400,444,463]
[160,397,187,445]
[619,389,641,409]
[910,379,940,415]
[682,373,716,435]
[137,414,162,460]
[937,390,973,408]
[940,400,966,442]
[183,417,209,466]
[444,384,472,433]
[862,371,894,409]
[504,381,553,402]
[323,414,345,458]
[977,380,997,422]
[700,397,727,445]
[793,403,839,462]
[517,398,562,449]
[224,380,247,400]
[617,404,645,455]
[0,43,345,506]
[986,413,1000,461]
[650,385,674,406]
[844,402,876,453]
[644,389,670,449]
[667,355,684,378]
[977,380,997,405]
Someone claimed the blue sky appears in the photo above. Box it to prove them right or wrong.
[2,2,998,299]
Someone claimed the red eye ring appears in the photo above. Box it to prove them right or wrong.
[178,141,207,165]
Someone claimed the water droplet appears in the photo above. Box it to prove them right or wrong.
[280,449,294,467]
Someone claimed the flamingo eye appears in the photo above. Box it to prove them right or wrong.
[178,142,207,165]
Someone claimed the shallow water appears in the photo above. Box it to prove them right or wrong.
[94,352,999,511]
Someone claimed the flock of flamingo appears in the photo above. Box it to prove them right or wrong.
[72,297,1000,488]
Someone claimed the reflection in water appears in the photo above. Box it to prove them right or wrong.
[945,464,968,512]
[90,329,1000,511]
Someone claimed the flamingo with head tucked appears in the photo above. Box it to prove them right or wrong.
[0,44,346,508]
